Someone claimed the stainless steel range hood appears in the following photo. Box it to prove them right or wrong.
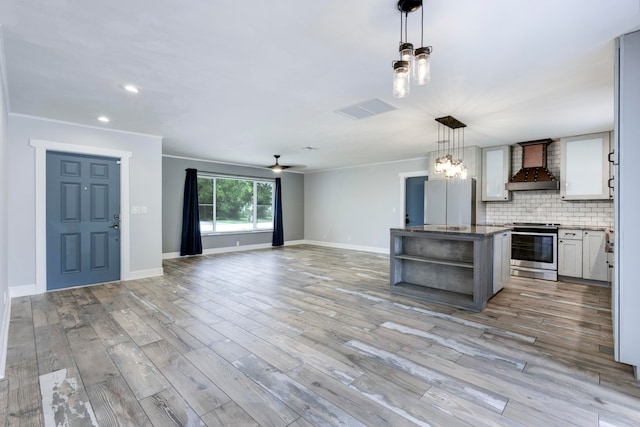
[505,139,560,191]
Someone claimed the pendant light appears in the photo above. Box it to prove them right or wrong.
[392,0,432,98]
[435,116,467,179]
[392,60,411,98]
[413,2,431,86]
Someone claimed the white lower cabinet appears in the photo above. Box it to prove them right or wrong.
[558,229,607,281]
[493,231,511,294]
[559,229,583,277]
[582,230,608,281]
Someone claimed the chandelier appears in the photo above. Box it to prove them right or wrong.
[435,116,467,179]
[392,0,432,98]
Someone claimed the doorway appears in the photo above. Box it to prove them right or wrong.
[405,175,427,226]
[46,151,121,290]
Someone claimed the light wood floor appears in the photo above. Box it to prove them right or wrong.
[1,245,639,426]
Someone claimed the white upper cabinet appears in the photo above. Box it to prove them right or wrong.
[481,145,511,201]
[560,132,611,200]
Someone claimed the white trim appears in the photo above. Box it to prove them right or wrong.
[306,156,428,174]
[398,170,429,227]
[13,113,162,138]
[163,154,305,175]
[303,240,389,255]
[0,297,9,379]
[9,284,39,298]
[162,240,307,260]
[29,139,133,293]
[127,268,164,280]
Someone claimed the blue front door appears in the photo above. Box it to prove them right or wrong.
[46,151,121,290]
[405,176,427,226]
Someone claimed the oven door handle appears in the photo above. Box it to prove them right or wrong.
[511,231,558,237]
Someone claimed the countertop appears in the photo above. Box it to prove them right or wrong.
[391,224,510,237]
[479,223,612,232]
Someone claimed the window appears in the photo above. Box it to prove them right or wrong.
[197,176,274,233]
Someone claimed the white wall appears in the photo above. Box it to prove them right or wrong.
[0,27,11,379]
[305,158,429,252]
[7,114,163,294]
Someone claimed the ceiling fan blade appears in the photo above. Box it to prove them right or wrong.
[267,154,291,171]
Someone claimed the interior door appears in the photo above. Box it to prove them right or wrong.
[405,176,427,226]
[46,151,121,290]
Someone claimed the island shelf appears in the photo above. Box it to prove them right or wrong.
[390,225,509,311]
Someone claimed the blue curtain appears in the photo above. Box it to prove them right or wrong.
[180,168,203,256]
[272,177,284,247]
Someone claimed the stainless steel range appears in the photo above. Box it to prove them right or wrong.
[511,223,559,281]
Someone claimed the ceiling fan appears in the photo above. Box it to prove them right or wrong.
[268,155,290,173]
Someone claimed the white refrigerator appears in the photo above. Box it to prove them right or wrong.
[424,178,476,226]
[613,30,640,377]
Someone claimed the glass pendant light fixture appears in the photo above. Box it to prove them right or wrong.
[393,60,411,98]
[392,0,432,98]
[414,45,432,85]
[435,116,467,179]
[413,0,432,86]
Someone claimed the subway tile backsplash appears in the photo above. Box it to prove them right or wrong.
[485,141,614,228]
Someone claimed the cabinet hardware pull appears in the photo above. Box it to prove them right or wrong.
[608,151,615,163]
[608,178,615,189]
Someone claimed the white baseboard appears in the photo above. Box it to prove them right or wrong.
[0,297,11,380]
[303,240,389,255]
[127,268,164,280]
[162,240,307,260]
[9,284,39,298]
[9,267,164,297]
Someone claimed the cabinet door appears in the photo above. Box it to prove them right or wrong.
[583,230,608,281]
[558,239,583,277]
[493,231,511,294]
[561,133,611,200]
[482,145,511,201]
[493,233,503,294]
[501,232,512,285]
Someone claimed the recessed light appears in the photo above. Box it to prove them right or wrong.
[123,84,140,94]
[97,116,110,123]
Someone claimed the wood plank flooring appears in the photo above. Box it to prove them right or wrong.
[1,245,639,426]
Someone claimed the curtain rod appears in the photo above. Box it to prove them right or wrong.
[192,169,276,181]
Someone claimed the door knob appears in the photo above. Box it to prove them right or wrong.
[110,222,120,230]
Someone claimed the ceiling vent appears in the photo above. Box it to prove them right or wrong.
[506,139,560,191]
[335,98,398,120]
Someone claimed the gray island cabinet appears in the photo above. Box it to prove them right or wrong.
[390,225,510,311]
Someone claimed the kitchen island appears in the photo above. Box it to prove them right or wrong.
[390,225,510,311]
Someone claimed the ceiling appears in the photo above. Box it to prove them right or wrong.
[1,1,639,172]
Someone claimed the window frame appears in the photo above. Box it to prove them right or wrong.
[197,174,275,235]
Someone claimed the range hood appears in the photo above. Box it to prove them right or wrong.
[505,139,560,191]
